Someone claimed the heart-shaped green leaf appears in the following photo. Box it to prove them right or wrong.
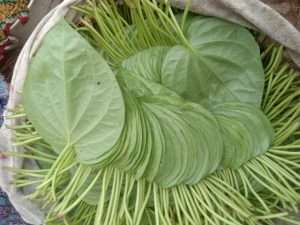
[24,20,125,163]
[162,17,265,107]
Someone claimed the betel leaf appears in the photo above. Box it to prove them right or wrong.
[114,48,224,187]
[161,16,265,107]
[143,96,223,186]
[23,19,125,163]
[119,16,265,108]
[212,102,274,169]
[109,18,272,186]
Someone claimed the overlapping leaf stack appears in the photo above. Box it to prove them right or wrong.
[5,1,300,224]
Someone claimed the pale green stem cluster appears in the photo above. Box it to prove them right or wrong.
[75,0,191,66]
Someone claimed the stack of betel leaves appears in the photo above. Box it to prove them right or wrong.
[5,0,300,225]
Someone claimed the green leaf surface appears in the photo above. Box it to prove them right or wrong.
[116,49,224,186]
[23,19,125,163]
[143,96,223,186]
[212,102,274,168]
[161,17,265,107]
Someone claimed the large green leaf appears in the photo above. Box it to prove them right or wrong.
[161,17,265,107]
[23,19,125,163]
[212,102,274,169]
